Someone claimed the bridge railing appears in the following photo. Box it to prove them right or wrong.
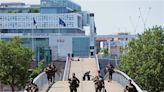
[24,57,67,92]
[33,72,48,91]
[104,69,143,92]
[62,56,71,81]
[95,54,100,71]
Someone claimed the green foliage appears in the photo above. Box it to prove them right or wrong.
[96,47,101,54]
[118,26,164,92]
[28,8,39,13]
[30,60,45,79]
[102,48,109,56]
[0,37,33,92]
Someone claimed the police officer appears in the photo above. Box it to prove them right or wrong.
[51,63,57,83]
[45,64,53,84]
[107,62,114,82]
[83,71,91,81]
[94,76,105,92]
[68,73,80,92]
[124,79,137,92]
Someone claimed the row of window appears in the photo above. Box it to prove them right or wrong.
[0,29,84,33]
[0,22,75,28]
[0,15,74,21]
[41,0,81,11]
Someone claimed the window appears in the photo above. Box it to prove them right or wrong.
[90,46,94,49]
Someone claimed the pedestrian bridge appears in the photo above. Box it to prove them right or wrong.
[31,56,143,92]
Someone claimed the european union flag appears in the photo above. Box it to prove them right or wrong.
[33,18,37,25]
[33,18,37,29]
[94,25,96,34]
[59,18,66,27]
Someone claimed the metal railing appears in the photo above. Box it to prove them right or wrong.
[33,72,48,91]
[95,54,100,70]
[104,69,143,92]
[62,56,71,81]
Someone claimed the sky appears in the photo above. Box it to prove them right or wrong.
[0,0,164,35]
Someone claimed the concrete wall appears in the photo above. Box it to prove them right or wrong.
[49,36,72,60]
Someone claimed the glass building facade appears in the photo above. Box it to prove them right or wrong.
[72,37,90,56]
[41,0,81,13]
[0,0,92,61]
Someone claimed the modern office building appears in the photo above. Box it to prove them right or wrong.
[0,0,96,61]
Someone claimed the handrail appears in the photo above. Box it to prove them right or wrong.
[24,72,48,92]
[24,70,62,92]
[104,69,143,92]
[33,72,48,91]
[95,54,100,70]
[62,56,71,81]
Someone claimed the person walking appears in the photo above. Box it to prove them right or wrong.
[94,76,105,92]
[51,63,57,83]
[68,73,80,92]
[45,64,53,84]
[124,79,137,92]
[107,62,114,82]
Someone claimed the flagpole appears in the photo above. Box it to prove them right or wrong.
[32,25,34,59]
[0,30,1,40]
[57,23,61,60]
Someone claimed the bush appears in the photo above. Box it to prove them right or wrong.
[30,60,45,79]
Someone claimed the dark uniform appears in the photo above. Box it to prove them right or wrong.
[52,64,57,82]
[94,76,105,92]
[45,64,53,84]
[107,63,114,81]
[25,80,38,92]
[124,80,137,92]
[69,73,80,92]
[83,71,91,80]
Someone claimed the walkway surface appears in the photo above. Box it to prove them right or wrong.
[49,57,124,92]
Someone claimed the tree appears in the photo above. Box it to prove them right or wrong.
[96,47,101,54]
[0,37,33,92]
[28,8,39,13]
[102,48,109,56]
[118,26,164,92]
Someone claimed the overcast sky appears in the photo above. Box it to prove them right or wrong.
[0,0,164,35]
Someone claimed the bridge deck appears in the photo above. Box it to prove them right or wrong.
[49,57,124,92]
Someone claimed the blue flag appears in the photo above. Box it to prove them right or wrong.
[33,18,37,25]
[33,18,37,29]
[94,25,96,34]
[59,18,66,27]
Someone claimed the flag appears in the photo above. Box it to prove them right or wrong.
[59,18,66,27]
[33,18,37,29]
[94,25,96,34]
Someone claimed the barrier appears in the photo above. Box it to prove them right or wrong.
[62,56,71,81]
[33,72,48,91]
[24,61,64,92]
[95,54,100,70]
